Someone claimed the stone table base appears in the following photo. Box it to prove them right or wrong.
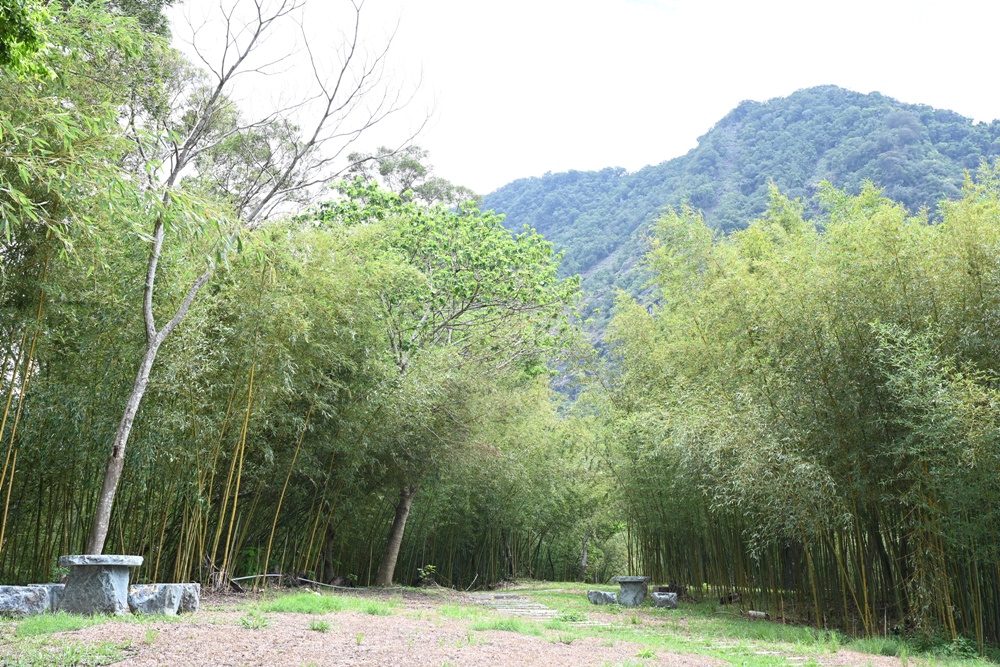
[612,576,650,607]
[59,555,143,615]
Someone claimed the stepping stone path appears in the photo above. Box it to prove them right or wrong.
[467,593,559,620]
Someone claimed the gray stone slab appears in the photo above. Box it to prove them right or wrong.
[178,583,200,613]
[651,592,678,609]
[28,584,65,612]
[60,555,142,615]
[587,590,617,605]
[0,585,49,617]
[129,584,182,615]
[59,555,143,567]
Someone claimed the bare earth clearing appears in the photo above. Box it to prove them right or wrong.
[1,586,912,667]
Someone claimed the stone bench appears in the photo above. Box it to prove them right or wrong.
[59,555,143,615]
[128,583,200,615]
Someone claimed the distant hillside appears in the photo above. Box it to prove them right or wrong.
[482,85,1000,329]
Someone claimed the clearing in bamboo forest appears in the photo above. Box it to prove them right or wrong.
[1,0,1000,664]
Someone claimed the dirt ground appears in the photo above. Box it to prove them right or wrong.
[72,608,713,667]
[3,588,910,667]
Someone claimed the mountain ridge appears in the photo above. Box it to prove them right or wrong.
[482,85,1000,327]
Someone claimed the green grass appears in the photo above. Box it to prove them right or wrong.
[469,616,543,636]
[237,610,270,629]
[1,638,132,666]
[437,603,489,621]
[259,592,344,614]
[14,612,107,637]
[505,583,998,667]
[309,619,330,633]
[258,591,397,616]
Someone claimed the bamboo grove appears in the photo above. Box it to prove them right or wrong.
[5,0,1000,655]
[603,173,1000,648]
[0,2,602,597]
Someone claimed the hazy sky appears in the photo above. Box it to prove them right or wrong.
[169,0,1000,195]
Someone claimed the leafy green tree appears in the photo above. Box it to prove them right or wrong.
[312,181,577,585]
[346,145,479,206]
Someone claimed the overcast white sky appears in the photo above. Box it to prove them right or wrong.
[169,0,1000,195]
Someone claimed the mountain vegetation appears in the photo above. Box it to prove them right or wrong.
[483,85,1000,328]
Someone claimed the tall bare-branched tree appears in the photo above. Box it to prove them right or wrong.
[87,0,420,554]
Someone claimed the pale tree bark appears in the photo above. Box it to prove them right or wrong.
[85,0,419,555]
[374,484,418,586]
[578,531,590,582]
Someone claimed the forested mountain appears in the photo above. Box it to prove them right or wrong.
[483,85,1000,326]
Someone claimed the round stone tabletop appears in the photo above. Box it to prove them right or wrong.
[59,555,143,567]
[612,576,650,583]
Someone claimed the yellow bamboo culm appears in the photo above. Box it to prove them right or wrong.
[0,449,17,554]
[261,398,316,589]
[220,360,255,581]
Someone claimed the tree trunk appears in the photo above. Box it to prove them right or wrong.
[86,338,162,554]
[579,531,590,582]
[85,214,211,555]
[375,484,417,586]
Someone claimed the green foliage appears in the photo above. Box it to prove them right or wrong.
[0,0,47,74]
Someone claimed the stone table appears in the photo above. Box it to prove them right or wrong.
[612,576,650,607]
[59,555,143,615]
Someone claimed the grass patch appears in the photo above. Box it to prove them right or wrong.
[469,616,543,636]
[260,592,344,614]
[14,612,107,637]
[849,635,909,657]
[437,603,488,621]
[238,610,270,629]
[257,591,396,617]
[2,638,132,666]
[555,610,587,623]
[309,619,330,633]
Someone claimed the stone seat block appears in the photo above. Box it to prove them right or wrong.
[650,591,678,609]
[179,583,200,613]
[129,583,201,615]
[0,586,50,618]
[587,590,618,605]
[28,584,65,612]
